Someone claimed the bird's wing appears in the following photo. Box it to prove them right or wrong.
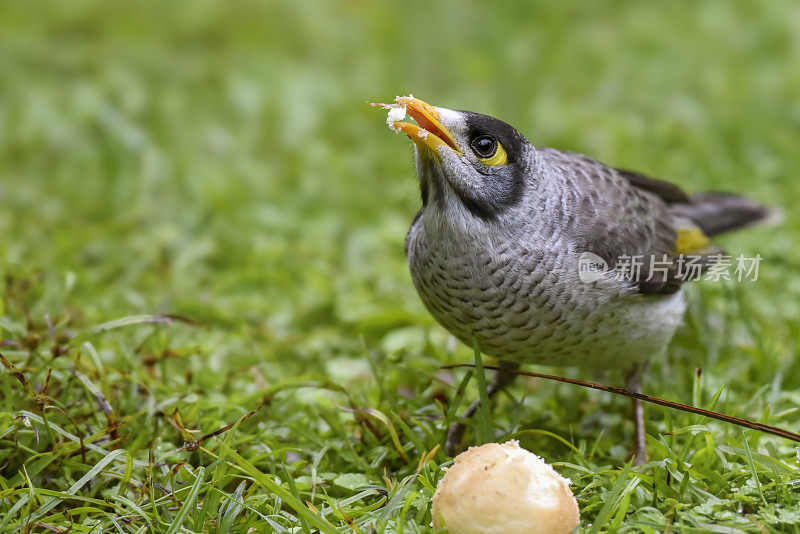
[612,167,690,204]
[614,168,770,236]
[539,148,718,295]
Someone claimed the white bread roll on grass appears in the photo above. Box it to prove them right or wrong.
[432,440,579,534]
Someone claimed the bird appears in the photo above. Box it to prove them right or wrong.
[375,96,771,462]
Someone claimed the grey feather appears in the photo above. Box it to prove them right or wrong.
[614,167,691,204]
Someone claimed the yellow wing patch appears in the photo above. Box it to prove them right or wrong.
[674,227,711,255]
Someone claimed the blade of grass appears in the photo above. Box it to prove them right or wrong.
[284,466,310,533]
[28,448,126,521]
[218,480,247,532]
[588,460,634,534]
[472,339,491,446]
[741,432,768,506]
[67,314,194,346]
[165,466,205,534]
[219,442,339,534]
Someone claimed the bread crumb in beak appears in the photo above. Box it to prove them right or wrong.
[371,95,417,133]
[386,106,406,123]
[386,106,406,132]
[417,128,429,140]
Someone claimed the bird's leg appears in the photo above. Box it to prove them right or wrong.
[445,361,520,456]
[626,362,650,465]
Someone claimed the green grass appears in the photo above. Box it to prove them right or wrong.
[1,0,800,531]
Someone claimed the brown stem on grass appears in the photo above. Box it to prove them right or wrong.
[444,364,800,443]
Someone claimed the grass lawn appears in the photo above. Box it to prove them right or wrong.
[2,0,800,531]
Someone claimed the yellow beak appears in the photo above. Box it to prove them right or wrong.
[380,96,462,156]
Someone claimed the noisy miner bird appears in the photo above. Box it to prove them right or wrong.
[375,96,771,462]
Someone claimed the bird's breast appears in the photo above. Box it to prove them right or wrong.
[406,221,683,369]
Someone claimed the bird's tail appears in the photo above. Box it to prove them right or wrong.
[671,192,778,237]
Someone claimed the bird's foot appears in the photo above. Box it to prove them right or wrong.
[445,421,467,456]
[627,444,649,465]
[627,363,650,465]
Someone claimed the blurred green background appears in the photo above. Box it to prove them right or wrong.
[1,0,800,531]
[2,0,797,326]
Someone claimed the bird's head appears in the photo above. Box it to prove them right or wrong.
[377,96,539,225]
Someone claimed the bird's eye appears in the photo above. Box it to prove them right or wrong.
[470,135,508,166]
[470,135,497,158]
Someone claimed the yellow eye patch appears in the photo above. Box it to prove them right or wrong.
[478,142,508,166]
